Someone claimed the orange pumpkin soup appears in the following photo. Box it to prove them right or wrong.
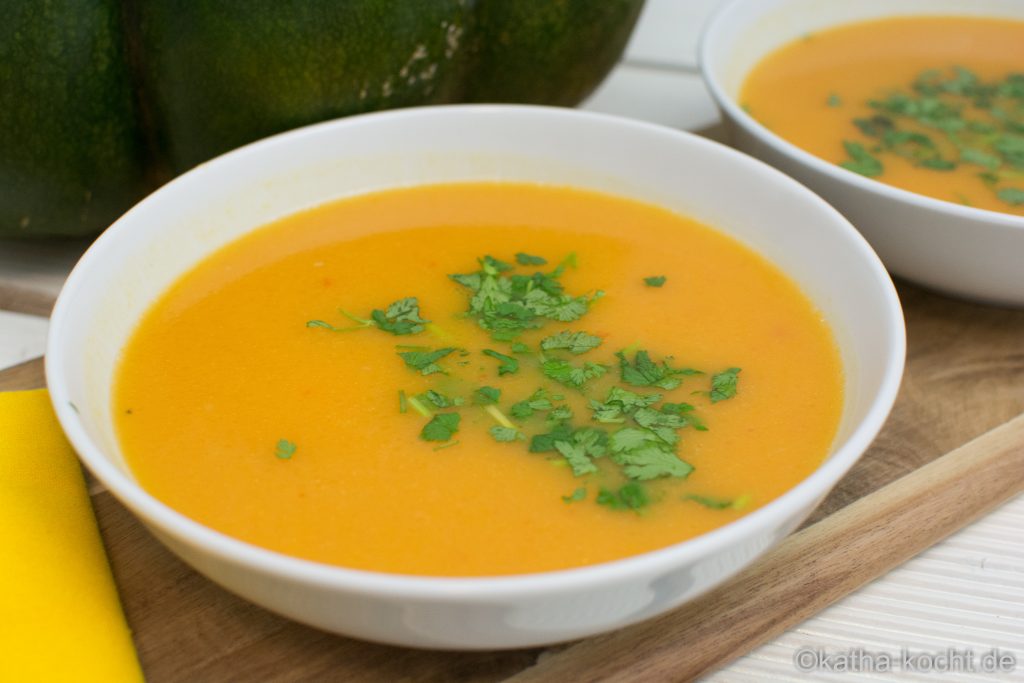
[114,183,843,576]
[741,16,1024,216]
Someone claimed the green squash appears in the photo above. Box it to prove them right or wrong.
[0,0,643,238]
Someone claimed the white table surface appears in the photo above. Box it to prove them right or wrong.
[1,1,1021,680]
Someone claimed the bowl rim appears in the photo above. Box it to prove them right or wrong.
[698,0,1024,230]
[46,103,906,600]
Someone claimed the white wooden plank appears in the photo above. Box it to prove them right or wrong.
[623,0,730,71]
[0,310,48,368]
[581,64,722,133]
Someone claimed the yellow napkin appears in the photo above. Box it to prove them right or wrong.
[0,389,144,682]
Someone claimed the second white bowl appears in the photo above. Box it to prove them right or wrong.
[701,0,1024,307]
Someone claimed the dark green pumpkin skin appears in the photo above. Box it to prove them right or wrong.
[1,0,643,238]
[0,0,149,237]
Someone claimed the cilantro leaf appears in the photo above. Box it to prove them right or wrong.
[489,426,523,442]
[552,427,608,476]
[418,390,462,408]
[305,319,357,332]
[683,494,733,509]
[542,358,609,389]
[597,482,649,511]
[918,157,956,170]
[421,412,461,442]
[827,93,842,107]
[840,141,884,177]
[275,439,296,460]
[370,297,429,335]
[709,367,741,403]
[547,405,574,422]
[613,444,693,480]
[527,290,602,323]
[643,276,667,287]
[609,427,692,480]
[555,441,599,476]
[528,422,574,453]
[616,350,700,390]
[482,349,519,375]
[309,297,428,335]
[589,386,663,423]
[960,146,1001,169]
[515,252,548,266]
[997,187,1024,205]
[562,487,587,503]
[473,386,501,406]
[540,330,602,355]
[398,347,455,375]
[511,342,531,354]
[661,402,708,431]
[510,388,553,419]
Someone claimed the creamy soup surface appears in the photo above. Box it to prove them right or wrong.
[742,16,1024,216]
[115,183,843,576]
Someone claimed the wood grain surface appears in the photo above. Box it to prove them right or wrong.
[3,279,1023,682]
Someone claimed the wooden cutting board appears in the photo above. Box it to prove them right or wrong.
[2,279,1023,682]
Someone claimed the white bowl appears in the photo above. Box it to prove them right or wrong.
[46,105,904,649]
[700,0,1024,307]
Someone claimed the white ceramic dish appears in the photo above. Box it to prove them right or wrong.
[700,0,1024,307]
[46,105,904,649]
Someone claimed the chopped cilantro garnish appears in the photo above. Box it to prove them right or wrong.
[540,331,602,355]
[684,493,751,510]
[482,349,519,375]
[371,297,430,335]
[315,252,742,510]
[274,439,297,460]
[473,386,501,406]
[419,389,463,408]
[608,427,693,480]
[919,157,956,171]
[305,319,351,332]
[547,405,574,422]
[510,388,554,419]
[840,141,884,177]
[554,441,599,476]
[997,187,1024,205]
[562,487,587,503]
[552,427,608,476]
[308,297,428,335]
[589,386,662,423]
[449,253,602,340]
[827,93,842,107]
[616,349,700,390]
[643,276,666,287]
[489,426,524,442]
[661,402,708,431]
[684,494,734,510]
[542,358,609,389]
[528,422,574,453]
[708,367,741,403]
[839,69,1024,207]
[515,252,548,266]
[960,146,1001,169]
[399,347,455,375]
[421,412,461,441]
[597,482,649,511]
